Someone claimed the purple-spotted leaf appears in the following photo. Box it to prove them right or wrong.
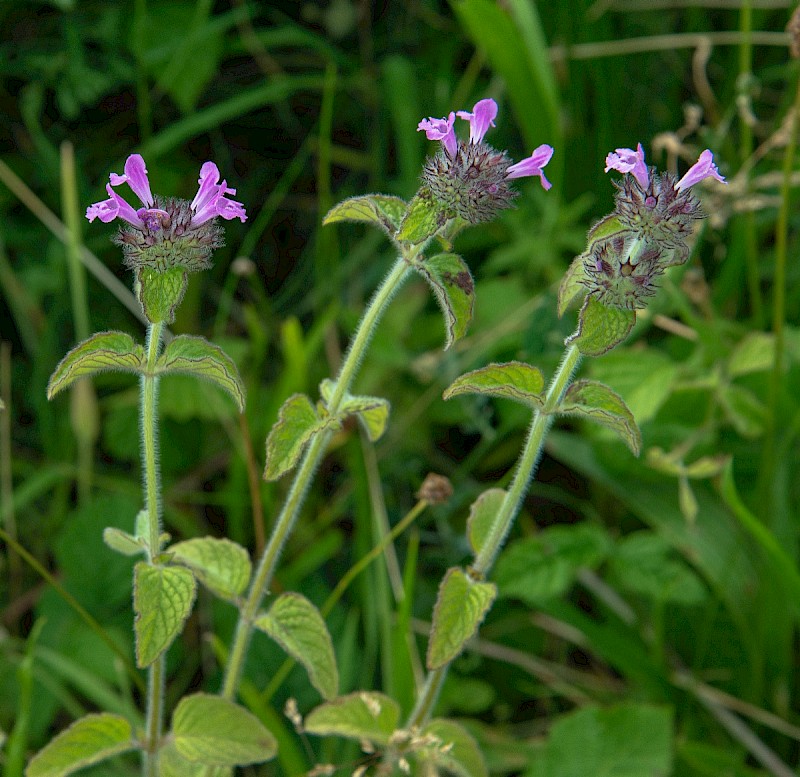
[133,562,196,667]
[304,692,399,746]
[396,189,444,245]
[156,335,245,412]
[444,362,545,408]
[323,194,407,237]
[467,488,507,557]
[416,718,488,777]
[172,694,277,766]
[170,537,251,602]
[558,379,641,455]
[47,332,145,399]
[255,592,338,700]
[136,266,188,325]
[414,253,475,349]
[264,394,332,481]
[26,713,135,777]
[427,567,496,670]
[567,296,636,356]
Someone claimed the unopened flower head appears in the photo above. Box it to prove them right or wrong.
[86,154,247,272]
[417,98,553,224]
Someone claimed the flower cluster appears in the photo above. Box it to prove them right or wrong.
[86,154,246,273]
[417,98,553,224]
[580,143,726,309]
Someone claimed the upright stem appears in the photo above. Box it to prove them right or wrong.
[409,344,582,728]
[220,255,412,701]
[141,322,164,777]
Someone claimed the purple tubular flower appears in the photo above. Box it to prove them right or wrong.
[108,154,154,208]
[605,143,649,190]
[189,161,247,226]
[86,183,145,227]
[456,98,498,145]
[417,112,457,157]
[505,144,555,190]
[675,149,727,191]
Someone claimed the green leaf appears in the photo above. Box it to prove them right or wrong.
[264,394,332,481]
[323,194,407,237]
[136,266,189,325]
[417,718,488,777]
[396,189,444,244]
[538,703,673,777]
[133,562,197,667]
[26,713,134,777]
[342,395,391,441]
[567,296,636,357]
[558,379,641,456]
[169,537,251,602]
[414,252,475,349]
[727,332,776,377]
[558,253,590,316]
[47,332,145,399]
[427,567,497,670]
[254,592,339,700]
[102,527,146,557]
[304,692,400,746]
[495,524,612,606]
[467,488,506,557]
[587,214,627,246]
[172,694,277,766]
[718,383,766,438]
[157,335,245,413]
[159,742,232,777]
[444,361,545,408]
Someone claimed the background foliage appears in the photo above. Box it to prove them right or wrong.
[1,0,798,775]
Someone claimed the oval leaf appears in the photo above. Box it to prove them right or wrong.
[558,253,590,317]
[157,335,245,412]
[159,742,232,777]
[172,694,277,766]
[254,592,339,700]
[134,562,197,667]
[396,189,443,245]
[558,379,641,455]
[26,713,134,777]
[341,395,390,442]
[727,332,776,377]
[47,332,145,399]
[444,362,545,408]
[304,692,399,746]
[417,718,488,777]
[136,266,188,325]
[414,252,475,349]
[102,527,146,557]
[467,489,507,557]
[323,194,407,237]
[264,394,329,481]
[567,295,636,357]
[427,567,496,670]
[170,537,252,602]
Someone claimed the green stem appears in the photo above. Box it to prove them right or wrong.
[141,322,164,777]
[220,255,412,701]
[408,344,582,727]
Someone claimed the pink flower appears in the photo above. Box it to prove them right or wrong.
[675,149,726,191]
[605,143,649,190]
[456,98,498,145]
[417,112,457,157]
[506,144,554,190]
[189,162,247,225]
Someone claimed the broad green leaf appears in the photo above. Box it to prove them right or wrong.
[136,266,188,324]
[159,742,232,777]
[133,562,196,667]
[414,252,475,349]
[467,489,506,557]
[264,394,331,481]
[396,189,444,244]
[304,691,399,746]
[417,718,488,777]
[26,713,134,777]
[495,524,612,606]
[47,332,145,399]
[102,527,146,557]
[254,592,339,700]
[727,331,776,377]
[172,694,277,766]
[558,253,589,316]
[718,383,766,438]
[323,194,407,237]
[427,567,496,670]
[567,296,636,357]
[170,537,251,602]
[341,395,390,441]
[558,379,641,455]
[539,703,673,777]
[444,362,545,408]
[587,215,627,247]
[157,335,245,412]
